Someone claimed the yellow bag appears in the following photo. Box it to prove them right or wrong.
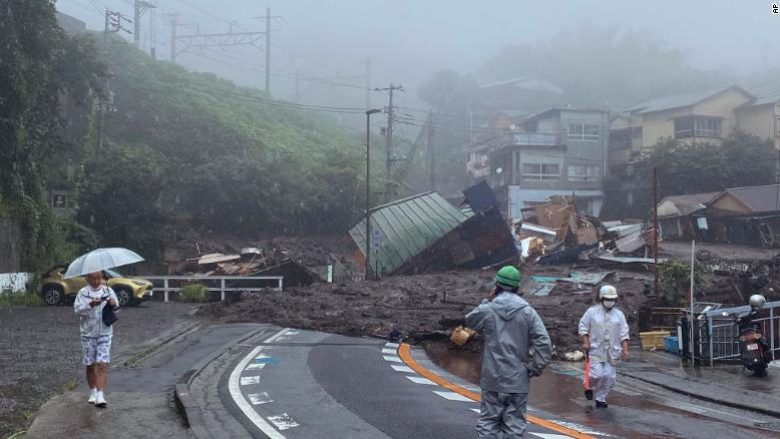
[450,325,476,347]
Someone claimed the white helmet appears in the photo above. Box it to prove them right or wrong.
[599,285,618,300]
[749,294,766,311]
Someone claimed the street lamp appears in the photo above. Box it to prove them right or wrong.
[365,108,382,280]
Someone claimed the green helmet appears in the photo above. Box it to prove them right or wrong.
[495,266,521,288]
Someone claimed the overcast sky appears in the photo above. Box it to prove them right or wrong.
[55,0,780,110]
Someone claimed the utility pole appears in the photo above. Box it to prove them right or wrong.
[133,1,156,49]
[168,14,178,62]
[428,111,435,190]
[365,57,372,109]
[295,69,300,103]
[374,84,403,201]
[265,7,271,93]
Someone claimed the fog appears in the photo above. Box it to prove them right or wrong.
[56,0,780,111]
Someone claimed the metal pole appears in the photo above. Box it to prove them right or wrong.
[163,278,169,303]
[690,240,696,363]
[654,166,659,297]
[220,278,226,302]
[708,316,714,367]
[365,112,372,280]
[265,7,271,93]
[771,306,776,361]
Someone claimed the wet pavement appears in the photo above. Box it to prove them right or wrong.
[425,341,780,438]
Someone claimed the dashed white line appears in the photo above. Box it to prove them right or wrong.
[383,355,403,363]
[384,342,400,348]
[381,348,397,355]
[432,390,475,402]
[246,363,266,370]
[267,413,300,431]
[248,392,274,405]
[405,376,437,385]
[228,328,289,439]
[240,376,261,386]
[390,365,415,373]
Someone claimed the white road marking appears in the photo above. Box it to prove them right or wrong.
[383,355,403,363]
[246,363,266,370]
[381,348,397,355]
[384,342,400,348]
[248,392,274,405]
[405,376,437,385]
[390,365,415,373]
[228,328,290,439]
[285,330,300,335]
[553,420,611,436]
[432,390,474,402]
[240,376,261,386]
[267,413,300,431]
[531,434,572,439]
[470,408,480,413]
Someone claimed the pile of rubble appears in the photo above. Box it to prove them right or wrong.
[513,196,661,269]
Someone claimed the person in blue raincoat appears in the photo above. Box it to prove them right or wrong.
[578,285,630,408]
[466,266,552,438]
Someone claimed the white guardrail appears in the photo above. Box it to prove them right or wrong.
[140,275,284,302]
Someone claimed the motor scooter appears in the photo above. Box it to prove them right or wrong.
[722,310,769,376]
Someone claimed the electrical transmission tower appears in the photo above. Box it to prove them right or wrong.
[168,8,281,93]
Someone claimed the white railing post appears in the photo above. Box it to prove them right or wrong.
[771,306,776,362]
[220,278,226,301]
[164,278,169,303]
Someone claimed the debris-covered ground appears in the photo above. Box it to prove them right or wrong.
[198,265,656,354]
[0,302,197,439]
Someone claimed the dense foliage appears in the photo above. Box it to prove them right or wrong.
[75,37,369,260]
[0,0,105,270]
[601,132,776,219]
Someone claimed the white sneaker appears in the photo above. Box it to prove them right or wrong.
[88,392,97,404]
[95,394,107,408]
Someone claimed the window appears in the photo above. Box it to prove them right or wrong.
[675,116,721,138]
[567,165,600,182]
[522,163,560,181]
[568,123,600,141]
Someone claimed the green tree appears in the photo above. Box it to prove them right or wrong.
[602,132,775,219]
[0,0,104,270]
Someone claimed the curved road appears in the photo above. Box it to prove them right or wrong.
[214,327,587,439]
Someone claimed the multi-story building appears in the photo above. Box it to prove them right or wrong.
[478,107,609,218]
[608,85,774,164]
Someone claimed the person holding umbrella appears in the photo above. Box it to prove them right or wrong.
[68,247,144,408]
[74,271,119,407]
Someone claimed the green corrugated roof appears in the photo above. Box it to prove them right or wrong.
[350,192,469,275]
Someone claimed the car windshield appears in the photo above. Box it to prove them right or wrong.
[104,269,122,278]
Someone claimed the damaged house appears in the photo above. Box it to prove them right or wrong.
[349,183,517,277]
[657,184,780,247]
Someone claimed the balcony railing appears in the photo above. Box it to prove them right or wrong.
[511,132,560,145]
[674,128,721,139]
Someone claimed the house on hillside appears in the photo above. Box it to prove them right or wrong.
[657,184,780,247]
[483,107,609,218]
[656,192,720,240]
[609,86,754,164]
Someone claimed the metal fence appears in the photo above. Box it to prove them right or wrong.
[140,275,284,302]
[701,300,780,366]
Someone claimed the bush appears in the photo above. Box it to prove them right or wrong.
[0,291,45,307]
[179,283,209,302]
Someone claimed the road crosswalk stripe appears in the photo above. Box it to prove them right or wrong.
[384,342,400,348]
[405,376,437,385]
[383,355,403,363]
[240,376,261,386]
[390,365,415,373]
[432,390,475,402]
[381,348,397,354]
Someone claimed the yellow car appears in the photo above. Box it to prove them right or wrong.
[40,265,153,307]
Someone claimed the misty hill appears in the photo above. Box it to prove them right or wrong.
[77,38,368,259]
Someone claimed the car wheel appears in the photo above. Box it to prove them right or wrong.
[115,287,133,307]
[43,286,64,306]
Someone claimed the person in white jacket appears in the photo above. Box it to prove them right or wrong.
[578,285,629,408]
[74,271,119,408]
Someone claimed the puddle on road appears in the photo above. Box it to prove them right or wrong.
[424,341,774,439]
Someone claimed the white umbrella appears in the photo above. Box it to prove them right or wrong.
[64,247,145,279]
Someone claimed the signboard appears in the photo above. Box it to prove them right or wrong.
[371,228,382,250]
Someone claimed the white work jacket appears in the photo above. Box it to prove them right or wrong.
[578,305,629,364]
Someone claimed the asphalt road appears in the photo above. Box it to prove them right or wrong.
[213,328,582,439]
